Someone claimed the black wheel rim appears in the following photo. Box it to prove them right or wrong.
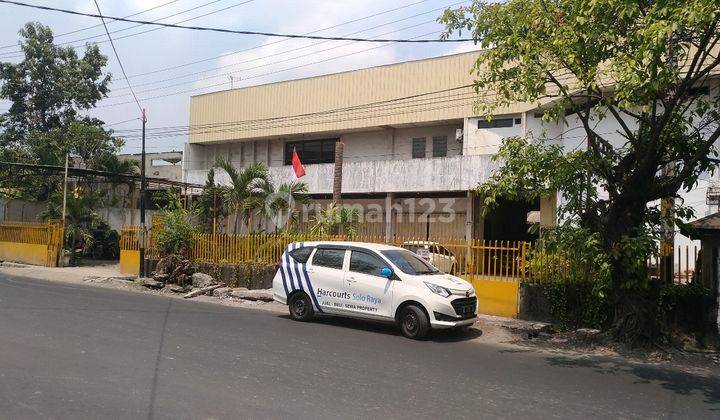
[404,312,418,334]
[293,297,307,317]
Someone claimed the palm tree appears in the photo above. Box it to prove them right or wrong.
[215,159,270,234]
[252,180,309,232]
[310,202,360,238]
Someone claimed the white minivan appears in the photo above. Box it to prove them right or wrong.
[272,241,478,339]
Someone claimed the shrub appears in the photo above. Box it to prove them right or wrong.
[155,207,199,256]
[527,226,611,329]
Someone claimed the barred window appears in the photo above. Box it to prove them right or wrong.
[432,136,448,157]
[412,138,426,159]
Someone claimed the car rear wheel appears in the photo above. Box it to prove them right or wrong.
[288,292,314,322]
[399,305,429,340]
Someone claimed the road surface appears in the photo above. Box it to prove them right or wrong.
[0,273,717,419]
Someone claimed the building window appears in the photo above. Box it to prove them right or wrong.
[412,138,426,159]
[432,136,448,157]
[478,118,514,129]
[284,139,337,165]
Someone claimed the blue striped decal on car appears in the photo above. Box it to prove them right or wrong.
[281,242,323,313]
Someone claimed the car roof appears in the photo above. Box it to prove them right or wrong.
[293,240,405,252]
[401,240,439,245]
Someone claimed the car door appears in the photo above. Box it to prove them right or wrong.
[344,249,394,319]
[307,247,349,313]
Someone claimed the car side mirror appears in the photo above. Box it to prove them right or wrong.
[380,267,393,278]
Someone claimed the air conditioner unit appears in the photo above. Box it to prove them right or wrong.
[455,128,463,143]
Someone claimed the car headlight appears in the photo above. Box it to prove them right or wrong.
[424,282,451,298]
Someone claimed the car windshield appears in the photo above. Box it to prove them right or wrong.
[381,249,440,275]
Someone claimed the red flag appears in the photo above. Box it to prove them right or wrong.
[291,147,305,178]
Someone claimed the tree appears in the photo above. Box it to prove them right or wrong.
[214,159,270,234]
[0,22,115,200]
[194,168,228,233]
[253,180,310,232]
[441,0,720,341]
[311,202,361,237]
[40,188,101,264]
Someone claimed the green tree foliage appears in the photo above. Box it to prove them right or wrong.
[254,180,310,233]
[194,168,228,233]
[311,202,361,237]
[154,190,199,256]
[441,1,720,341]
[214,159,271,234]
[40,187,101,264]
[0,22,117,200]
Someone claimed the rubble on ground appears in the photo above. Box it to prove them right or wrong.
[230,288,274,302]
[191,272,215,288]
[153,254,194,286]
[140,277,164,289]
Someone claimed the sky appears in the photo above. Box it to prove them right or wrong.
[0,0,480,155]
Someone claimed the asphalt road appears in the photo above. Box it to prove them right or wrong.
[0,273,718,419]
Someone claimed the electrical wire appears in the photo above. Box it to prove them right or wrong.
[0,0,256,59]
[98,29,477,108]
[111,0,445,83]
[92,0,142,114]
[0,0,180,49]
[106,19,439,99]
[0,0,474,43]
[109,1,467,93]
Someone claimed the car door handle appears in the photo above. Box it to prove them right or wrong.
[307,268,315,273]
[347,277,357,283]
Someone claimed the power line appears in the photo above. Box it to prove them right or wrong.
[98,29,464,108]
[107,0,468,95]
[104,117,140,127]
[113,85,478,135]
[111,0,443,83]
[106,19,439,99]
[92,0,142,114]
[0,0,474,43]
[0,0,180,49]
[110,69,574,136]
[0,0,255,59]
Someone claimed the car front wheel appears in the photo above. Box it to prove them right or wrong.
[399,305,429,340]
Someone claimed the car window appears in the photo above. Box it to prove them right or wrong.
[381,249,439,275]
[312,248,345,269]
[429,245,439,254]
[289,246,313,263]
[349,251,386,277]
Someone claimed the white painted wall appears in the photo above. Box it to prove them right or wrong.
[464,115,523,156]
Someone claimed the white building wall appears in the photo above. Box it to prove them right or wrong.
[464,115,523,156]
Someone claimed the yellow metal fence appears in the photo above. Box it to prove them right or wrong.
[119,228,527,281]
[119,228,526,317]
[0,220,64,266]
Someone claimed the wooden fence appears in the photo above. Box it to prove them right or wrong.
[0,220,64,266]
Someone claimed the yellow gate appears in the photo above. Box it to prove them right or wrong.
[0,220,64,267]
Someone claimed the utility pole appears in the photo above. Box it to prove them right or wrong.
[61,153,69,256]
[61,153,69,228]
[139,109,147,277]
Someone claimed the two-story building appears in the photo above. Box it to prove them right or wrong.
[182,50,717,240]
[180,51,563,240]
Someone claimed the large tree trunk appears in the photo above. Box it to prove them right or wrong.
[332,142,344,204]
[331,142,345,236]
[592,194,659,344]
